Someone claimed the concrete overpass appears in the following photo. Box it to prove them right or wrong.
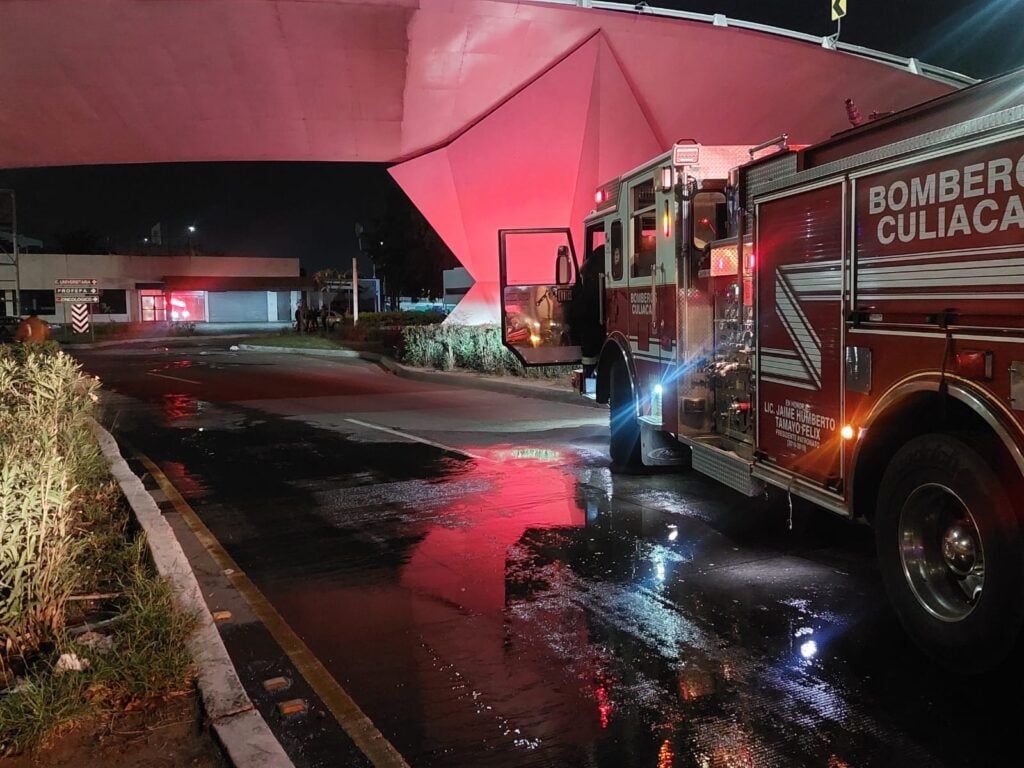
[0,0,969,321]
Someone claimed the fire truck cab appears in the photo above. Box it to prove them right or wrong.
[499,67,1024,671]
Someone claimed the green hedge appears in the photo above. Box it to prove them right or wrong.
[355,310,446,328]
[400,324,574,379]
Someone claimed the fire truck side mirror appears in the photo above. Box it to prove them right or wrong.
[555,246,572,286]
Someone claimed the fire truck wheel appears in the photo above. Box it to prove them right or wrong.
[608,361,641,470]
[875,433,1024,673]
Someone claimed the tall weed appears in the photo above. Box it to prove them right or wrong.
[0,348,99,658]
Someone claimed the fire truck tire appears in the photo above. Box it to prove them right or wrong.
[608,361,642,470]
[875,433,1024,673]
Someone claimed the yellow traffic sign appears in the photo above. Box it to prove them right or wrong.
[831,0,847,21]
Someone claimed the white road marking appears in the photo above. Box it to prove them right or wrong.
[344,418,489,461]
[146,371,201,385]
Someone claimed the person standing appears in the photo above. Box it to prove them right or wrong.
[295,304,304,333]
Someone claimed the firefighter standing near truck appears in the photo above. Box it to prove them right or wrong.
[569,240,604,371]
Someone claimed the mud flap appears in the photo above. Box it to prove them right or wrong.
[640,423,690,467]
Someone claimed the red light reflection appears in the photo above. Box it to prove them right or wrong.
[168,291,206,322]
[160,393,197,424]
[657,739,675,768]
[158,460,209,499]
[269,446,595,750]
[595,685,612,729]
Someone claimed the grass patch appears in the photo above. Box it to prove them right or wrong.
[0,539,196,755]
[0,344,197,755]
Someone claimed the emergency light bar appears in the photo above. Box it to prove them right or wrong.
[673,142,700,166]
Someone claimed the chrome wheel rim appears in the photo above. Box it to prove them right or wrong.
[898,483,984,622]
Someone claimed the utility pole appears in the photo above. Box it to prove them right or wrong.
[353,222,364,324]
[352,256,359,325]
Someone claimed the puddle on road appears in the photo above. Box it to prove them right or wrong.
[156,392,258,431]
[116,412,1023,768]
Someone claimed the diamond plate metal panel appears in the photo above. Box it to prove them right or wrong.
[690,442,764,497]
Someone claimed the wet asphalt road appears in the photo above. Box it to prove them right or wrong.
[74,341,1023,768]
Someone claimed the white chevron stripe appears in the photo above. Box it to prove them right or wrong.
[775,274,822,388]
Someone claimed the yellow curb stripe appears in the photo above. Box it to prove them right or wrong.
[132,448,410,768]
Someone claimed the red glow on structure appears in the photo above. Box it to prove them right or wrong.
[0,3,954,328]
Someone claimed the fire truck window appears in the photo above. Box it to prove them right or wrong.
[610,221,623,281]
[693,192,727,249]
[586,225,606,258]
[630,178,657,278]
[632,214,657,277]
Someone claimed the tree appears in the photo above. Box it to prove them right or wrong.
[312,267,343,289]
[362,181,458,308]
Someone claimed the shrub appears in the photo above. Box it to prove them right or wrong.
[333,311,446,344]
[355,310,446,328]
[400,324,573,379]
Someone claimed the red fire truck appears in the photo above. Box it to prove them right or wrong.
[499,67,1024,671]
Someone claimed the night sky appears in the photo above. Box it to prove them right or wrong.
[1,0,1021,275]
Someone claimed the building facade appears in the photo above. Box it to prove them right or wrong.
[8,253,310,325]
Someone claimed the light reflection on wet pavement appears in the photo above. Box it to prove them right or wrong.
[84,350,1024,768]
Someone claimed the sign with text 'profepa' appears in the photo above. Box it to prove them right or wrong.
[55,278,100,303]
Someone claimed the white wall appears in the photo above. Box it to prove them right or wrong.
[17,253,300,322]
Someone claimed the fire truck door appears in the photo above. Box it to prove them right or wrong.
[625,174,658,352]
[756,184,845,488]
[498,228,583,366]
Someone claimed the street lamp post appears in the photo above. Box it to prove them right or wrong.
[187,225,196,256]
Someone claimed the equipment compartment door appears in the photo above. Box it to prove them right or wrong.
[756,184,844,486]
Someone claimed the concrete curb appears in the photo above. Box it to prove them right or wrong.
[63,334,253,350]
[90,421,295,768]
[235,344,605,409]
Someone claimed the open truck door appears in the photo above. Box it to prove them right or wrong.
[498,228,583,366]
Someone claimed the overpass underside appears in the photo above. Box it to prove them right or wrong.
[0,0,966,322]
